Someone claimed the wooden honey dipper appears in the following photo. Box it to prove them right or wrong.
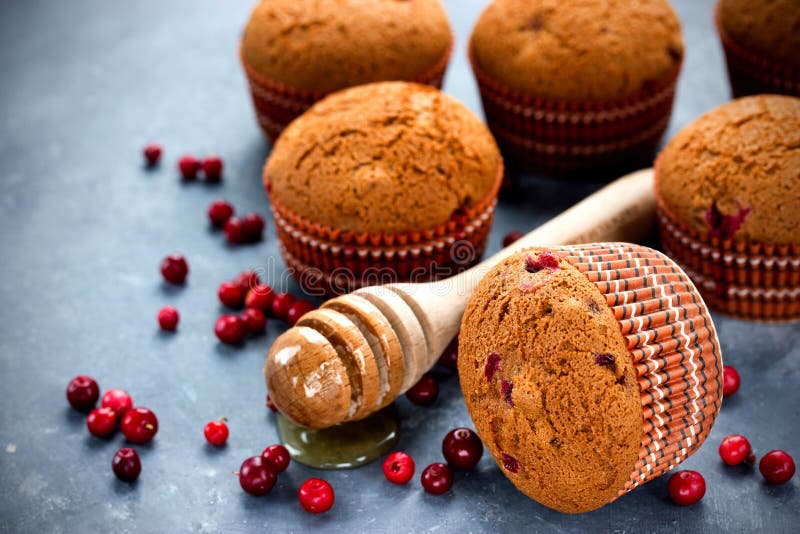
[265,168,656,428]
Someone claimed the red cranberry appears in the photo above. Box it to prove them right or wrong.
[121,407,159,444]
[241,308,267,334]
[224,217,247,244]
[261,444,291,473]
[157,306,179,331]
[723,366,741,397]
[500,379,515,407]
[442,428,483,470]
[485,352,501,382]
[112,448,141,482]
[266,394,278,413]
[759,450,795,485]
[160,254,188,285]
[218,281,246,309]
[178,154,200,180]
[66,375,100,412]
[286,300,316,326]
[594,353,615,366]
[719,434,754,466]
[502,453,520,473]
[270,293,296,320]
[437,336,459,370]
[208,199,234,227]
[143,143,162,166]
[238,456,276,496]
[86,407,117,438]
[235,270,261,290]
[214,315,246,345]
[667,470,706,506]
[242,213,265,242]
[245,285,275,312]
[298,478,334,514]
[204,419,229,447]
[502,231,523,248]
[420,463,453,495]
[405,374,438,406]
[101,388,133,420]
[202,155,224,181]
[383,451,415,485]
[525,251,559,273]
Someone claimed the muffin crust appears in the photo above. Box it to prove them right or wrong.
[718,0,800,68]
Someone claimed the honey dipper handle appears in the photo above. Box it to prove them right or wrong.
[386,167,656,368]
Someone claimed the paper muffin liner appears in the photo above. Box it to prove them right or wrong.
[469,45,680,176]
[240,42,453,143]
[557,243,723,495]
[715,4,800,98]
[266,167,502,296]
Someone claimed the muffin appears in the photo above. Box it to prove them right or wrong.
[656,95,800,321]
[241,0,453,142]
[459,244,723,513]
[716,0,800,98]
[264,82,504,296]
[469,0,684,176]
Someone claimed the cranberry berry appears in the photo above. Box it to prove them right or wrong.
[242,213,265,242]
[86,407,117,438]
[437,335,459,370]
[383,451,415,485]
[719,434,754,466]
[204,419,229,447]
[235,270,260,290]
[759,450,795,485]
[101,388,133,420]
[157,306,179,331]
[245,285,275,312]
[667,470,706,506]
[218,281,246,309]
[261,444,291,473]
[178,154,200,180]
[238,456,277,496]
[405,373,438,406]
[723,366,741,397]
[270,293,296,320]
[143,143,162,166]
[286,300,316,326]
[121,407,159,444]
[66,375,100,412]
[502,231,523,248]
[442,428,483,470]
[202,155,224,181]
[208,199,234,227]
[266,394,278,413]
[421,463,453,495]
[298,478,334,514]
[241,308,267,334]
[224,217,247,244]
[214,314,247,345]
[160,254,189,285]
[112,448,142,482]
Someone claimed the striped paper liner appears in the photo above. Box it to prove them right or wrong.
[558,243,723,494]
[240,42,452,143]
[715,4,800,98]
[469,44,680,176]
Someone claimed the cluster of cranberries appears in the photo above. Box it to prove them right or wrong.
[66,376,159,483]
[142,143,223,182]
[208,199,265,245]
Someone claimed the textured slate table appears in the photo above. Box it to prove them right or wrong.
[0,1,797,532]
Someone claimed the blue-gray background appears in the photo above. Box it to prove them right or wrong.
[0,1,797,532]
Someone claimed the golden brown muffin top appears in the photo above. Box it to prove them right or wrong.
[718,0,800,68]
[241,0,453,93]
[657,95,800,244]
[458,250,642,513]
[469,0,684,101]
[264,82,502,235]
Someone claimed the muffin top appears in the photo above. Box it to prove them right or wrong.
[458,250,641,513]
[242,0,452,93]
[657,95,800,244]
[470,0,684,101]
[718,0,800,67]
[264,82,502,235]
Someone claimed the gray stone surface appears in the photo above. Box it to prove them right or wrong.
[0,1,797,532]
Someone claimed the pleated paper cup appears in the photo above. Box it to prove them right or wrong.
[715,4,800,98]
[469,44,680,176]
[558,243,723,493]
[241,42,453,143]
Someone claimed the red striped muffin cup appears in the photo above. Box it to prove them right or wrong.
[468,44,681,176]
[240,41,453,143]
[266,166,503,297]
[715,4,800,98]
[557,243,723,494]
